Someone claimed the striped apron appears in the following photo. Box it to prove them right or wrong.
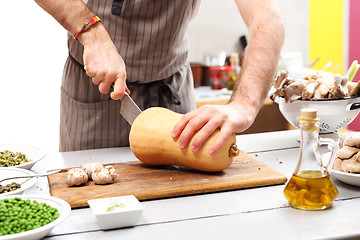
[60,0,198,152]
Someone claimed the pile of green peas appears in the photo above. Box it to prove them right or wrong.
[0,197,59,236]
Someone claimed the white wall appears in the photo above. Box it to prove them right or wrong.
[0,1,68,153]
[0,0,309,154]
[187,1,247,64]
[188,0,309,66]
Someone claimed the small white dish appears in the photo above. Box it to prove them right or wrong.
[0,144,46,170]
[0,168,37,196]
[88,195,144,230]
[331,169,360,187]
[220,88,233,95]
[0,194,71,240]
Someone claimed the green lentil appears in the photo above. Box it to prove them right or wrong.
[0,182,21,194]
[0,197,59,236]
[0,150,31,167]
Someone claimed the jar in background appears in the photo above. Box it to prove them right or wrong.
[190,63,203,88]
[208,66,232,89]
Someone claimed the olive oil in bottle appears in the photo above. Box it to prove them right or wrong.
[283,108,338,210]
[284,171,338,210]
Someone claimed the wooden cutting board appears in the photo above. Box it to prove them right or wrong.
[48,151,287,208]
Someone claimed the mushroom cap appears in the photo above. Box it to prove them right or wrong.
[302,81,319,100]
[341,155,360,173]
[333,157,343,171]
[274,70,288,89]
[336,146,360,159]
[339,135,348,148]
[329,82,347,99]
[348,80,360,96]
[356,151,360,162]
[316,81,331,98]
[284,80,307,103]
[343,135,360,147]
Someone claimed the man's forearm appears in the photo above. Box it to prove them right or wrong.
[35,0,95,35]
[34,0,108,45]
[231,0,284,114]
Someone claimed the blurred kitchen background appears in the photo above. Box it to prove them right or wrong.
[0,0,358,153]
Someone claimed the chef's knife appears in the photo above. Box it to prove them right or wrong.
[120,92,142,125]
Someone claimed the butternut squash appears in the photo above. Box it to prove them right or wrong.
[129,107,239,172]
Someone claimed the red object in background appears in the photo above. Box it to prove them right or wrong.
[208,66,232,89]
[347,0,360,131]
[190,63,203,88]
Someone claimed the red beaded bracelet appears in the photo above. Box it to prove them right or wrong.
[73,16,101,41]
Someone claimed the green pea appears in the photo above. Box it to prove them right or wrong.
[0,198,59,236]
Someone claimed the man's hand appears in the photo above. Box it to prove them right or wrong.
[172,102,256,155]
[173,0,284,155]
[80,24,129,100]
[34,0,128,100]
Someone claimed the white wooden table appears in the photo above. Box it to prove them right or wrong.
[25,130,360,240]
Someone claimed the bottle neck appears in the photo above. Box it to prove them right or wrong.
[295,117,326,176]
[300,119,319,144]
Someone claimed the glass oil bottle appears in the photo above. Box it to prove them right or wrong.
[284,108,338,210]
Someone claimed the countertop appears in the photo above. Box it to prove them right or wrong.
[23,130,360,240]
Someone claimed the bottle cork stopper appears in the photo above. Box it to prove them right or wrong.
[230,53,239,65]
[300,108,317,119]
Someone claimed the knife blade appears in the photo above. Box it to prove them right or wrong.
[119,92,142,125]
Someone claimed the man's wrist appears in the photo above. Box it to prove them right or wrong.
[77,23,109,46]
[73,16,101,41]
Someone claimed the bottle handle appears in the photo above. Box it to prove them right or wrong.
[319,137,338,173]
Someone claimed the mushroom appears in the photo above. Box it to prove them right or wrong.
[313,77,333,99]
[333,157,343,171]
[336,146,360,159]
[65,168,88,186]
[343,135,360,148]
[272,71,358,101]
[274,70,289,89]
[303,72,320,81]
[92,165,117,185]
[341,155,360,173]
[302,81,319,99]
[337,73,349,96]
[339,135,348,148]
[333,133,360,174]
[284,80,307,102]
[81,162,104,180]
[356,151,360,161]
[328,73,348,99]
[347,80,360,96]
[273,76,295,99]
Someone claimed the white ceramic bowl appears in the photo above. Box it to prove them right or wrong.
[331,169,360,187]
[88,195,144,230]
[0,144,46,170]
[0,195,71,240]
[0,168,37,196]
[273,96,360,133]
